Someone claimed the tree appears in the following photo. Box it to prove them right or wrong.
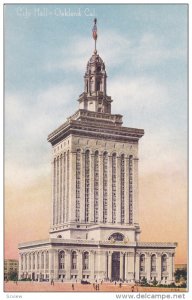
[152,278,158,286]
[8,271,18,281]
[140,277,148,286]
[174,269,187,283]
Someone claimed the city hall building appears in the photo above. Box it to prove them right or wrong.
[18,21,177,284]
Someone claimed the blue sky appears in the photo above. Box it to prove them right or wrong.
[5,3,187,185]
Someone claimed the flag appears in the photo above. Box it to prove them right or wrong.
[92,18,97,40]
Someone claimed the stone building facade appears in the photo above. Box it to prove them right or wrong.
[18,28,177,284]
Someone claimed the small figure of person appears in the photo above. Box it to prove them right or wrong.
[131,285,134,292]
[97,284,100,291]
[119,282,122,288]
[72,283,74,290]
[93,283,95,290]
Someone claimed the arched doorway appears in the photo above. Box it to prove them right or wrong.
[112,252,120,281]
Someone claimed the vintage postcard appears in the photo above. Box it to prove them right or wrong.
[3,3,188,299]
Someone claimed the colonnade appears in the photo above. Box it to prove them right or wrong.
[52,150,139,228]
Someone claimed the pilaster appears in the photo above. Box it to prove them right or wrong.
[120,252,124,280]
[65,250,71,280]
[49,250,54,281]
[146,254,151,282]
[127,251,135,281]
[133,158,139,225]
[90,154,95,222]
[77,250,82,281]
[116,156,121,224]
[54,250,58,280]
[124,252,128,281]
[99,154,103,223]
[69,151,77,222]
[107,155,112,223]
[108,252,112,280]
[135,252,140,282]
[125,157,129,224]
[157,253,162,282]
[90,250,95,281]
[80,152,85,223]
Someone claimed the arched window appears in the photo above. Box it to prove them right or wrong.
[112,153,116,223]
[41,252,44,269]
[108,233,124,241]
[59,251,65,270]
[140,254,145,272]
[162,254,167,272]
[151,255,156,272]
[85,150,90,222]
[83,252,89,270]
[71,251,77,270]
[94,151,99,223]
[103,152,108,223]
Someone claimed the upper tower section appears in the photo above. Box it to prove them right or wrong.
[78,19,113,113]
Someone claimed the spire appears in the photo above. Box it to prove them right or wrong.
[78,19,113,113]
[92,18,97,53]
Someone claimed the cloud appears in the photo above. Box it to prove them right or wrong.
[44,30,185,75]
[5,83,78,186]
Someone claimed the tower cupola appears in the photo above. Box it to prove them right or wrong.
[78,19,113,113]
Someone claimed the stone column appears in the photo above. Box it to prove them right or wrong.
[27,253,30,276]
[90,251,95,282]
[54,250,58,280]
[133,158,139,225]
[90,153,95,223]
[124,157,129,224]
[135,252,140,282]
[52,159,55,226]
[108,252,112,280]
[127,251,135,282]
[18,253,22,280]
[157,254,162,282]
[146,254,151,282]
[80,152,85,223]
[99,153,103,223]
[168,254,174,282]
[124,252,128,281]
[116,156,121,224]
[107,155,112,224]
[120,252,124,281]
[44,252,46,279]
[69,151,77,222]
[77,250,82,281]
[65,250,71,280]
[49,250,54,281]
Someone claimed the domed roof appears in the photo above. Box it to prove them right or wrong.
[86,51,106,74]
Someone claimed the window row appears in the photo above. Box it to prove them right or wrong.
[140,254,168,273]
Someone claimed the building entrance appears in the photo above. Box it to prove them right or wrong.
[112,252,120,281]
